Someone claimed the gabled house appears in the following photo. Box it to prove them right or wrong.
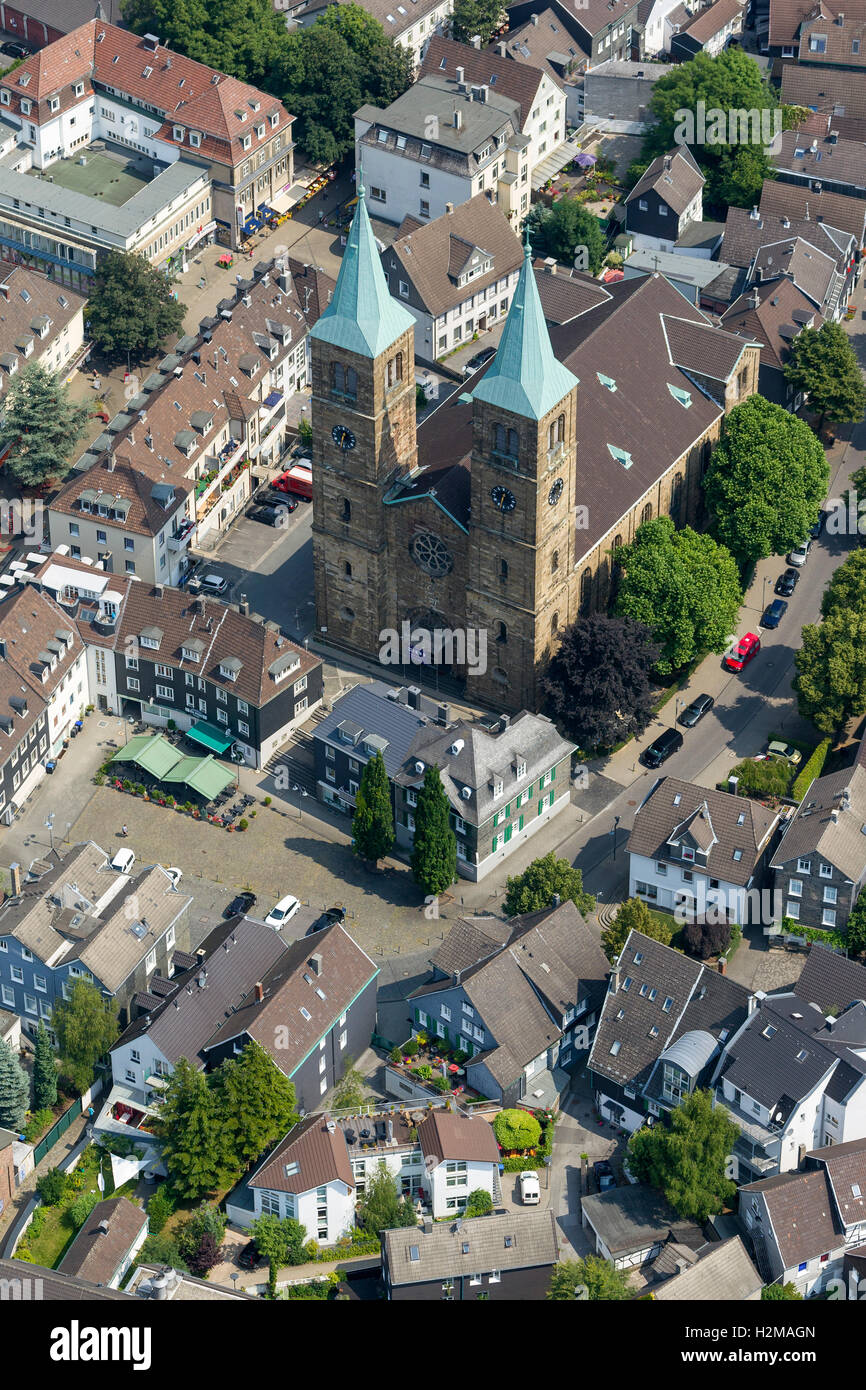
[758,179,866,263]
[227,1104,500,1239]
[780,62,866,127]
[668,0,745,57]
[770,764,866,936]
[624,147,705,252]
[720,279,823,409]
[581,1183,705,1269]
[774,119,866,202]
[738,1156,857,1296]
[649,1234,762,1299]
[410,899,610,1105]
[0,267,87,405]
[58,1197,148,1289]
[287,0,455,69]
[627,776,781,924]
[497,9,589,126]
[381,1209,559,1300]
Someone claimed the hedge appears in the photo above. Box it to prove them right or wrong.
[792,738,832,802]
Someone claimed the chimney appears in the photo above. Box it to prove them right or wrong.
[240,599,250,617]
[497,40,506,54]
[407,685,421,709]
[437,702,450,724]
[663,154,671,171]
[471,33,482,47]
[749,205,760,221]
[717,957,727,975]
[836,10,844,21]
[610,964,620,993]
[544,256,557,275]
[831,808,839,822]
[499,714,510,731]
[728,774,739,794]
[755,266,763,283]
[254,981,264,1002]
[747,989,766,1017]
[551,893,561,908]
[445,202,454,215]
[309,952,323,976]
[829,130,838,144]
[453,108,462,129]
[423,1217,433,1234]
[531,11,539,22]
[9,862,21,896]
[105,453,116,472]
[749,287,760,308]
[97,1219,110,1236]
[455,64,465,84]
[154,583,163,599]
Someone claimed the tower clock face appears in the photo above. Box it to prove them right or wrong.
[332,424,356,451]
[491,485,517,513]
[548,477,564,506]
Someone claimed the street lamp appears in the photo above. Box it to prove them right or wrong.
[291,784,308,821]
[44,813,55,852]
[611,814,621,861]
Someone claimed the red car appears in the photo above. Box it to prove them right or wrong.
[724,632,761,672]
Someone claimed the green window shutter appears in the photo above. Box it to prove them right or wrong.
[518,814,524,831]
[550,765,556,781]
[548,789,554,807]
[492,835,498,852]
[538,800,544,816]
[504,824,512,843]
[493,811,499,828]
[526,783,533,798]
[505,802,511,817]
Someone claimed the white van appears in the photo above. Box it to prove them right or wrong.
[110,848,136,873]
[519,1170,541,1205]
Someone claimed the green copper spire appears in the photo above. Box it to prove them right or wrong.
[472,235,578,421]
[310,180,414,359]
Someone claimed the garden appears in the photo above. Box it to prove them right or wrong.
[388,1034,487,1102]
[14,1141,142,1270]
[493,1108,556,1172]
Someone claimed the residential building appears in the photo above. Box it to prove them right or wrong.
[796,1,866,69]
[0,846,196,1034]
[624,146,705,252]
[0,1256,132,1300]
[309,184,759,712]
[780,63,866,127]
[0,1007,21,1053]
[623,248,738,310]
[720,279,824,408]
[126,1263,251,1299]
[668,0,744,57]
[758,178,866,254]
[35,554,323,766]
[773,118,866,202]
[507,0,643,65]
[739,1152,862,1296]
[287,0,455,68]
[380,194,524,361]
[381,1209,559,1299]
[627,776,781,923]
[720,203,857,323]
[587,928,751,1134]
[410,898,610,1104]
[96,917,379,1150]
[0,266,87,402]
[58,1197,149,1289]
[0,0,123,50]
[228,1105,500,1237]
[769,761,866,935]
[649,1235,763,1299]
[640,0,692,55]
[581,1184,705,1268]
[581,58,674,131]
[0,1126,33,1201]
[497,10,589,126]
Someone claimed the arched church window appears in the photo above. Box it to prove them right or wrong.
[385,352,403,389]
[548,414,565,451]
[500,559,508,582]
[341,498,351,523]
[497,622,507,644]
[641,502,653,525]
[579,567,592,614]
[493,424,519,458]
[551,549,559,574]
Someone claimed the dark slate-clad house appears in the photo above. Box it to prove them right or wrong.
[410,899,609,1106]
[770,759,866,936]
[624,147,705,251]
[382,1209,559,1300]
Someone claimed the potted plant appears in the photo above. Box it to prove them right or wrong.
[263,796,272,807]
[238,817,249,832]
[165,794,175,809]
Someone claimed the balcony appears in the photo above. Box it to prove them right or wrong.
[195,454,250,521]
[167,517,196,552]
[93,1083,161,1143]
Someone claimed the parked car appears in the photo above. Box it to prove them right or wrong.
[110,848,136,873]
[237,1241,264,1271]
[246,503,289,527]
[265,893,300,928]
[787,538,811,567]
[775,568,800,597]
[225,889,256,919]
[198,573,228,595]
[767,740,802,767]
[462,347,496,377]
[271,467,310,495]
[308,905,346,934]
[643,728,683,768]
[1,41,30,58]
[266,484,298,510]
[518,1170,541,1205]
[163,866,183,887]
[679,693,714,728]
[593,1159,616,1192]
[724,632,761,673]
[761,598,788,629]
[809,510,827,540]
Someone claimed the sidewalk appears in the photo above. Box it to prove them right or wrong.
[0,1109,91,1254]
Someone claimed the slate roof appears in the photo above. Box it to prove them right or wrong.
[501,9,591,80]
[716,994,838,1119]
[383,1210,558,1285]
[720,204,853,273]
[581,1184,704,1255]
[383,195,523,320]
[312,680,432,782]
[59,1197,147,1285]
[0,1257,130,1300]
[0,584,86,758]
[780,63,866,122]
[429,914,513,977]
[769,764,866,879]
[720,278,823,372]
[806,1137,866,1228]
[651,1235,762,1299]
[249,1114,355,1195]
[795,943,866,1017]
[741,1167,841,1266]
[74,864,193,992]
[625,146,705,217]
[759,178,866,248]
[775,128,866,194]
[417,1110,500,1164]
[752,236,837,312]
[628,776,779,887]
[419,35,554,126]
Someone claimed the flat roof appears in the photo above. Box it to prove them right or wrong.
[26,147,152,208]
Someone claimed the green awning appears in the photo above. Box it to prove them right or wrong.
[111,734,180,779]
[109,734,235,800]
[187,720,234,754]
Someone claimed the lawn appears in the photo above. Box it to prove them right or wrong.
[17,1145,141,1269]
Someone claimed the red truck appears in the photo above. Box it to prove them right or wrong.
[272,461,312,501]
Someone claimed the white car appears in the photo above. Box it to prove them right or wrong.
[265,894,300,929]
[519,1170,540,1205]
[787,538,811,567]
[163,866,183,887]
[110,848,136,873]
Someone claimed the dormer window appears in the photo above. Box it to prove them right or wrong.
[20,98,31,115]
[173,125,185,142]
[74,81,85,97]
[242,133,252,150]
[493,779,503,797]
[681,846,695,862]
[0,91,9,106]
[182,645,200,663]
[515,761,526,779]
[270,112,279,128]
[48,95,60,112]
[256,123,265,139]
[189,131,201,147]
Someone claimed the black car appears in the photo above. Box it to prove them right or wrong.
[593,1160,616,1192]
[225,890,256,919]
[775,568,800,597]
[761,598,788,629]
[307,905,346,934]
[237,1241,264,1271]
[643,728,683,768]
[1,41,29,58]
[462,347,496,377]
[679,693,714,728]
[246,503,289,527]
[266,486,298,510]
[809,510,826,540]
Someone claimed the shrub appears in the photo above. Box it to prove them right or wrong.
[94,772,105,786]
[138,1233,189,1272]
[493,1109,542,1152]
[23,1107,55,1142]
[683,919,732,960]
[263,796,272,806]
[413,1064,433,1080]
[389,1047,402,1064]
[403,1039,419,1057]
[453,1049,468,1065]
[147,1185,175,1234]
[431,1076,450,1092]
[464,1189,494,1217]
[166,719,177,731]
[728,758,791,800]
[36,1167,71,1206]
[122,779,133,792]
[69,1190,100,1230]
[238,818,249,831]
[792,738,832,802]
[165,794,175,808]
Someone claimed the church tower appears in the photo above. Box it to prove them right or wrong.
[309,185,417,660]
[466,239,579,711]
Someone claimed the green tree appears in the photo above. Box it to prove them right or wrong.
[352,750,394,864]
[0,1040,29,1130]
[176,1203,227,1262]
[52,979,119,1094]
[639,49,780,211]
[249,1212,307,1271]
[212,1041,298,1172]
[0,361,89,487]
[525,196,607,272]
[464,1189,494,1217]
[138,1232,190,1272]
[331,1056,367,1110]
[36,1167,71,1206]
[601,898,673,963]
[762,1282,803,1300]
[541,615,661,752]
[627,1088,738,1222]
[121,0,287,87]
[410,764,457,896]
[784,321,866,427]
[794,609,866,735]
[85,250,186,366]
[146,1186,175,1234]
[154,1058,228,1200]
[504,852,595,918]
[548,1256,631,1300]
[821,550,866,620]
[493,1109,541,1151]
[358,1167,418,1233]
[32,1021,58,1112]
[451,0,506,42]
[615,517,742,675]
[704,396,829,571]
[846,896,866,955]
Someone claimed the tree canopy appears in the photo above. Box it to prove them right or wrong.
[615,517,742,675]
[211,1041,298,1171]
[86,250,186,366]
[762,1281,804,1300]
[627,1088,738,1222]
[784,321,866,426]
[358,1168,418,1233]
[154,1058,228,1200]
[821,549,866,620]
[0,1041,29,1130]
[451,0,506,43]
[32,1021,58,1112]
[541,614,661,751]
[122,0,287,88]
[794,609,866,735]
[601,898,672,963]
[352,750,394,865]
[410,764,457,896]
[52,979,119,1094]
[504,852,595,918]
[0,362,90,487]
[704,395,829,571]
[249,1212,307,1270]
[548,1256,631,1300]
[525,197,607,272]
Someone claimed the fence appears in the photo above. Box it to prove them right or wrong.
[32,1099,82,1166]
